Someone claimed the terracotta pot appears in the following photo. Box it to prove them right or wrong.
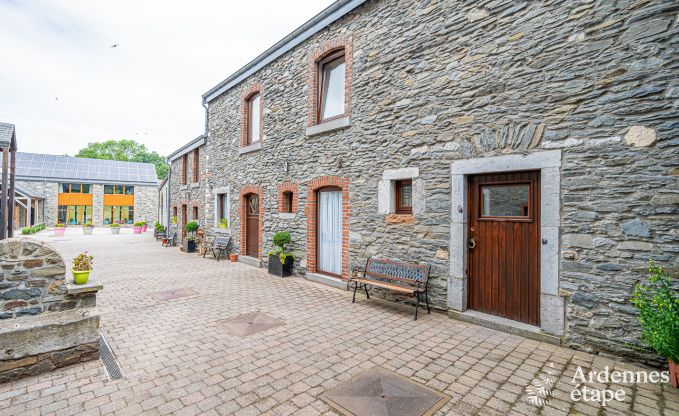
[670,359,679,388]
[229,254,238,262]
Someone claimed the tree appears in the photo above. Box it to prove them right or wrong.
[76,140,168,179]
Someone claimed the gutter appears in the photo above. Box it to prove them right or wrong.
[202,0,368,103]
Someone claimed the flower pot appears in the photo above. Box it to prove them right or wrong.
[54,227,66,237]
[229,254,238,262]
[670,359,679,388]
[71,268,91,285]
[268,255,293,277]
[83,227,93,235]
[111,227,120,234]
[133,226,142,234]
[183,239,196,253]
[142,224,148,232]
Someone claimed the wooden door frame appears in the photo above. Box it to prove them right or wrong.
[448,151,564,336]
[315,185,343,278]
[466,172,540,325]
[239,185,263,259]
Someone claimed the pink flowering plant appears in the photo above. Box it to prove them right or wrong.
[72,251,94,272]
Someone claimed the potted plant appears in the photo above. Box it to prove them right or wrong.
[71,251,94,285]
[54,223,66,237]
[267,231,294,277]
[219,218,228,229]
[183,221,199,253]
[110,223,121,234]
[133,221,144,234]
[631,262,679,388]
[82,223,94,235]
[229,253,238,262]
[141,221,148,233]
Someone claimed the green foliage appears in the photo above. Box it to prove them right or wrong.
[21,223,46,235]
[75,139,168,179]
[631,262,679,362]
[110,223,121,228]
[155,222,164,231]
[185,221,199,233]
[55,223,65,228]
[268,231,294,264]
[133,221,144,227]
[72,251,94,271]
[83,223,93,228]
[219,218,228,228]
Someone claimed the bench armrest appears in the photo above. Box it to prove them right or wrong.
[350,267,365,281]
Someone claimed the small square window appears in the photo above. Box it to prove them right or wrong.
[192,206,199,220]
[395,180,412,215]
[281,191,293,213]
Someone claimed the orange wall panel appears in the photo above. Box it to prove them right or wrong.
[103,194,134,206]
[57,193,93,206]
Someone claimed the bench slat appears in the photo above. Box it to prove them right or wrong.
[352,278,417,294]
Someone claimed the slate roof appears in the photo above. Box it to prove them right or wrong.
[0,123,15,148]
[6,152,158,186]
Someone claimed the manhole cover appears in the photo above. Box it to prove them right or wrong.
[218,311,284,337]
[322,366,449,416]
[150,287,197,301]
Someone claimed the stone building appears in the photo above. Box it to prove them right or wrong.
[9,153,158,227]
[165,136,207,242]
[194,0,678,365]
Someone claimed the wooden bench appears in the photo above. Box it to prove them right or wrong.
[155,229,166,241]
[203,235,231,261]
[350,257,431,320]
[162,232,177,247]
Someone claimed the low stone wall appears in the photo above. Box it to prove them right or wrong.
[0,237,102,383]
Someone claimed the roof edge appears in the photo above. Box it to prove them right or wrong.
[202,0,369,103]
[167,135,206,162]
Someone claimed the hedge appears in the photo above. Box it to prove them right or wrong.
[21,223,46,235]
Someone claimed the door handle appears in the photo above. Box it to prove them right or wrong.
[468,238,476,249]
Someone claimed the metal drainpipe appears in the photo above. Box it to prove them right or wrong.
[166,162,171,232]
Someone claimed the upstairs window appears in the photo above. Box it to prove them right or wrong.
[60,183,91,193]
[192,148,199,183]
[104,185,134,195]
[395,180,412,215]
[318,50,346,122]
[192,206,199,220]
[247,93,261,145]
[181,154,188,185]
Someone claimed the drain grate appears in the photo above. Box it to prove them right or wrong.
[99,333,123,380]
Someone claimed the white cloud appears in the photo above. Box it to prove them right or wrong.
[0,0,335,156]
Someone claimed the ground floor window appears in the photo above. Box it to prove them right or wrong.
[103,206,134,225]
[58,205,93,225]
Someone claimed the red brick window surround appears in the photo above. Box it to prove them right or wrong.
[192,148,199,183]
[240,84,264,147]
[181,154,188,185]
[307,37,353,127]
[305,176,351,280]
[277,182,298,214]
[239,185,264,258]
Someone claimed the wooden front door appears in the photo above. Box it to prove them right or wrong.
[467,171,540,326]
[316,187,342,276]
[245,194,259,257]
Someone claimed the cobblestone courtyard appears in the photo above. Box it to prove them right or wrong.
[1,230,678,415]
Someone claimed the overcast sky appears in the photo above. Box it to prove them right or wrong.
[0,0,334,157]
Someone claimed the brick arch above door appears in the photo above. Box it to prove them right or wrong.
[305,176,351,280]
[239,185,264,259]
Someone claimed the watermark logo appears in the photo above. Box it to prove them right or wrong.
[525,362,558,407]
[570,366,670,407]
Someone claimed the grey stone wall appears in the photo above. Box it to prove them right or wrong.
[17,181,57,226]
[134,185,159,225]
[0,237,101,383]
[202,0,679,365]
[168,146,206,240]
[92,184,104,226]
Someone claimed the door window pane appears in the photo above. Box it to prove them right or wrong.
[320,56,345,120]
[248,94,260,143]
[481,184,530,217]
